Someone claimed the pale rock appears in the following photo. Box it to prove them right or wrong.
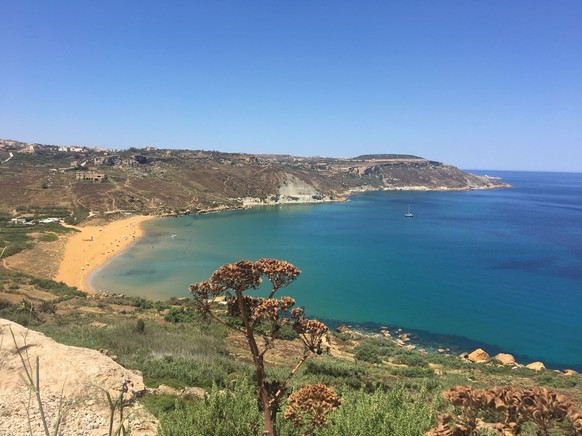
[468,348,490,363]
[336,324,349,333]
[180,387,206,399]
[0,318,157,435]
[494,353,516,365]
[155,385,179,396]
[526,361,546,371]
[90,321,108,328]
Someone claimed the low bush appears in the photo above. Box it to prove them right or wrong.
[156,381,263,436]
[38,300,57,314]
[64,208,90,225]
[164,306,199,323]
[354,337,399,364]
[318,385,438,435]
[29,278,86,298]
[354,341,382,364]
[153,382,439,435]
[278,324,299,341]
[38,233,59,242]
[393,352,430,368]
[305,358,368,389]
[142,356,238,389]
[141,394,186,415]
[387,366,435,379]
[535,372,579,389]
[0,299,12,310]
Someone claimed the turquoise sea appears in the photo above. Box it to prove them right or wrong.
[91,171,582,370]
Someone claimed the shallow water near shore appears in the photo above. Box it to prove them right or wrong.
[91,171,582,370]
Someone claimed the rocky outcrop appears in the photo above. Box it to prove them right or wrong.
[0,319,157,435]
[468,348,490,363]
[242,173,332,206]
[278,173,321,199]
[346,159,508,191]
[526,361,546,371]
[494,353,516,365]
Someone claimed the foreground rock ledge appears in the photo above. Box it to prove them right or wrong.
[0,319,157,435]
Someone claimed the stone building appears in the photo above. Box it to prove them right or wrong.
[75,171,108,183]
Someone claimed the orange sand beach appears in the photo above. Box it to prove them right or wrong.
[55,215,155,293]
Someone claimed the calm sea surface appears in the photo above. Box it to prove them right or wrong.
[91,171,582,370]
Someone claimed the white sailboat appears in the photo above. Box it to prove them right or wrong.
[404,205,414,218]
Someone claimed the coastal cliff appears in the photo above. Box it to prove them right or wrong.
[0,139,508,219]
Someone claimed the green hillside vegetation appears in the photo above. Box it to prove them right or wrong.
[1,266,580,435]
[0,215,77,257]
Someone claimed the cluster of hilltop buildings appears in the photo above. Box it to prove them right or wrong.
[45,154,151,183]
[9,217,62,225]
[72,154,152,183]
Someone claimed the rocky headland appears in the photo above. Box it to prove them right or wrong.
[0,140,509,220]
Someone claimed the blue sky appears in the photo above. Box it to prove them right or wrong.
[1,1,581,171]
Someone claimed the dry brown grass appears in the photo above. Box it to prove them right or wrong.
[4,238,67,279]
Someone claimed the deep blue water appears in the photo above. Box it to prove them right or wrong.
[91,171,582,370]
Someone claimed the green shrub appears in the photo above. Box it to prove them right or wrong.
[333,332,352,342]
[0,308,40,327]
[277,324,299,341]
[141,394,186,415]
[156,382,263,436]
[164,307,199,323]
[41,223,78,234]
[38,300,57,314]
[423,353,466,370]
[534,373,579,389]
[387,366,435,378]
[155,382,439,435]
[103,295,159,310]
[141,356,237,389]
[251,322,299,341]
[317,386,438,436]
[305,358,369,389]
[29,278,86,298]
[135,319,146,334]
[354,342,382,364]
[393,353,429,368]
[64,208,90,225]
[38,233,59,242]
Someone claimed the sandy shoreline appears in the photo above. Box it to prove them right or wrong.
[55,215,156,293]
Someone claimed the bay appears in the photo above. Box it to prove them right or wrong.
[90,171,582,370]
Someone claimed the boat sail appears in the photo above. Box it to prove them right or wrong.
[404,205,414,218]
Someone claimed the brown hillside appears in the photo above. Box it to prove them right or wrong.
[0,139,508,220]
